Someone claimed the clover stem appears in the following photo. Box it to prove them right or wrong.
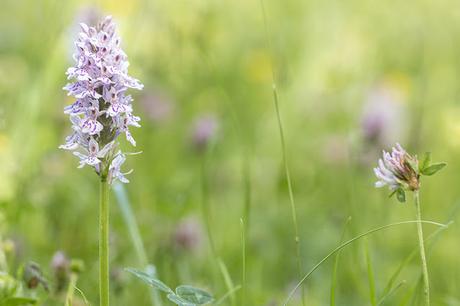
[100,177,110,306]
[414,190,430,306]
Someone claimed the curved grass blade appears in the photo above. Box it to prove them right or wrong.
[380,221,453,299]
[217,258,236,306]
[283,220,449,306]
[377,280,405,306]
[215,286,242,305]
[74,286,91,306]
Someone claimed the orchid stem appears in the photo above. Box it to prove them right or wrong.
[414,190,430,306]
[100,178,110,306]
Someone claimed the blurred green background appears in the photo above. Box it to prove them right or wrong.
[1,0,460,305]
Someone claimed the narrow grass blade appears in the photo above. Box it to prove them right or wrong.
[364,239,377,306]
[377,281,405,306]
[241,218,247,306]
[113,183,162,306]
[74,286,91,306]
[259,0,304,304]
[217,258,237,306]
[201,157,216,255]
[283,220,449,306]
[380,221,452,299]
[330,216,351,306]
[215,285,242,305]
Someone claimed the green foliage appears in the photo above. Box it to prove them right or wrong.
[126,268,213,305]
[419,153,447,176]
[125,268,172,293]
[1,0,459,305]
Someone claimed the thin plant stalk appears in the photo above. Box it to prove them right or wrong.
[259,0,304,303]
[330,217,351,306]
[365,239,377,306]
[201,157,216,255]
[200,156,236,306]
[99,178,110,306]
[414,191,430,306]
[241,218,246,306]
[283,220,448,306]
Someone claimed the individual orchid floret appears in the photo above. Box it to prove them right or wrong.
[108,152,132,184]
[60,15,143,184]
[374,143,446,202]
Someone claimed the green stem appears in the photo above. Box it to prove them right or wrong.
[259,1,304,304]
[100,178,110,306]
[414,191,430,306]
[201,158,215,255]
[241,218,246,306]
[65,272,78,306]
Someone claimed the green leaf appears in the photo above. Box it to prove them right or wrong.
[167,293,195,306]
[1,297,37,306]
[176,285,214,305]
[421,162,447,176]
[396,189,406,203]
[419,152,432,172]
[125,268,172,293]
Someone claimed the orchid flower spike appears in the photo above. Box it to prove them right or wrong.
[374,143,446,202]
[60,16,143,184]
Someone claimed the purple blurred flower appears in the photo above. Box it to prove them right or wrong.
[140,92,174,124]
[60,16,143,183]
[361,83,406,147]
[191,115,218,152]
[374,143,419,191]
[174,217,203,252]
[50,251,70,292]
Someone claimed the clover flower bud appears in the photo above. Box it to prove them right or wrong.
[374,143,420,192]
[22,261,48,291]
[50,251,70,292]
[374,143,447,203]
[60,16,143,183]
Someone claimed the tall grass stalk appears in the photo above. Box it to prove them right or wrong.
[241,218,246,306]
[283,220,449,306]
[259,0,304,303]
[113,183,162,306]
[364,239,377,306]
[330,217,351,306]
[200,156,236,306]
[414,191,430,306]
[377,281,405,306]
[201,157,216,255]
[99,178,110,306]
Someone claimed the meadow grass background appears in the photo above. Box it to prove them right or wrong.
[1,0,460,305]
